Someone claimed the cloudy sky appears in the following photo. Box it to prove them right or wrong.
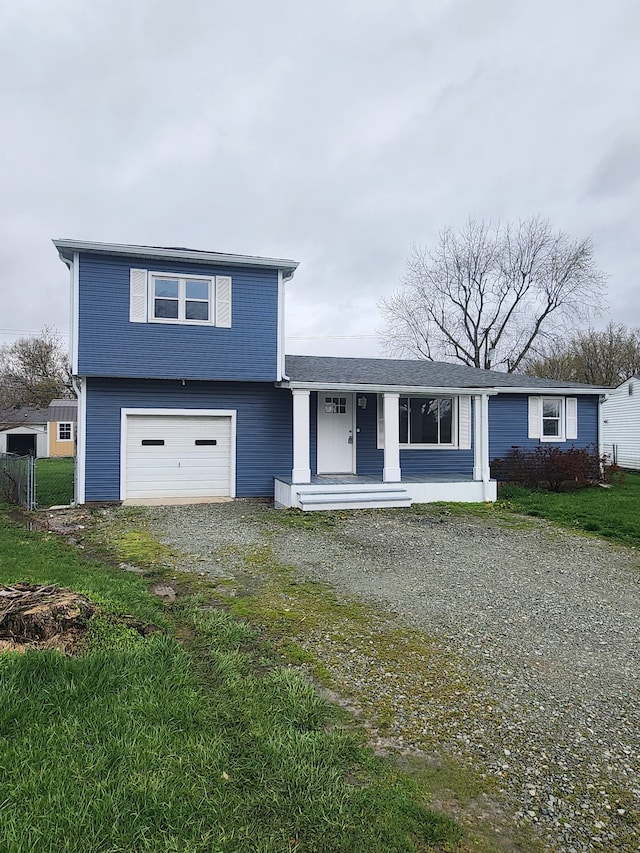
[1,0,639,358]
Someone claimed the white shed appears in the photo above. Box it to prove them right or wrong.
[601,376,640,470]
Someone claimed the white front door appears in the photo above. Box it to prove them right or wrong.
[317,393,355,474]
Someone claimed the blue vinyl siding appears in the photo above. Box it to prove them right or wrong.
[78,254,279,381]
[84,378,292,501]
[489,394,599,460]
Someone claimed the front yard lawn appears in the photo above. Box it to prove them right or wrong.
[498,471,640,547]
[0,509,461,853]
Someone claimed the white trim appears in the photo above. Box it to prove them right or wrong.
[71,252,79,374]
[291,390,311,483]
[74,377,86,504]
[277,270,285,381]
[528,396,541,439]
[284,381,604,396]
[53,238,299,273]
[215,276,232,328]
[566,397,578,440]
[459,395,472,450]
[57,422,74,442]
[480,393,490,481]
[286,380,500,396]
[119,408,237,501]
[540,396,565,442]
[473,395,482,481]
[382,393,401,482]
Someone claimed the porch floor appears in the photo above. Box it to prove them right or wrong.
[276,473,475,485]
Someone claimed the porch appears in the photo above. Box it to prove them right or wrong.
[274,473,496,511]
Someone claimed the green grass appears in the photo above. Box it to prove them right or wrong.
[0,510,462,853]
[36,457,75,508]
[497,471,640,547]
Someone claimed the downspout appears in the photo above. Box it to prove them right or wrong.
[279,268,295,381]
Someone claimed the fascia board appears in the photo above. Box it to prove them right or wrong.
[281,381,500,396]
[496,386,611,395]
[53,239,299,274]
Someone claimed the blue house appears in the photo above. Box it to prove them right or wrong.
[54,239,607,510]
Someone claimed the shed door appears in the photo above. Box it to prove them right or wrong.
[124,414,232,500]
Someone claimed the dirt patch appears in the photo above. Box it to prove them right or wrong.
[0,583,160,655]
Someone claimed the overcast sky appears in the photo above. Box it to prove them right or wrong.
[1,0,639,358]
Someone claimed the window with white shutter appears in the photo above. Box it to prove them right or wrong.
[129,268,232,328]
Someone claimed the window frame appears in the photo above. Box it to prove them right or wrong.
[377,395,459,449]
[540,396,565,442]
[57,422,73,442]
[148,272,215,326]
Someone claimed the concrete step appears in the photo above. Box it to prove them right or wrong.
[296,486,412,512]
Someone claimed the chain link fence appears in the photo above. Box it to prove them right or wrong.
[1,454,75,510]
[0,453,35,509]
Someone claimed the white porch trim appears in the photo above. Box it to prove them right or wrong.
[291,388,311,483]
[472,393,491,483]
[382,392,401,482]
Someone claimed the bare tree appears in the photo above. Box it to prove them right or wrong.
[380,218,606,372]
[525,323,640,387]
[0,327,71,409]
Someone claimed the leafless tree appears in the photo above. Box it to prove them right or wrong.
[0,327,71,409]
[525,323,640,387]
[380,218,606,372]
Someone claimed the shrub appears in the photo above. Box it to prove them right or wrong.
[490,444,621,491]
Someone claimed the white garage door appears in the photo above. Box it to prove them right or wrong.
[124,413,233,500]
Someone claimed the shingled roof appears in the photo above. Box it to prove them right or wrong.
[284,355,608,392]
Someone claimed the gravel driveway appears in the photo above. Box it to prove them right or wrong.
[142,501,640,853]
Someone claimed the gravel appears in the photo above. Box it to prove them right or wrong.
[142,500,640,853]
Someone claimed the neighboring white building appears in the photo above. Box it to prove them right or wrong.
[601,376,640,470]
[0,407,49,457]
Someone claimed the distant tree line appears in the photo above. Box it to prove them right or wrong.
[524,323,640,387]
[0,327,72,410]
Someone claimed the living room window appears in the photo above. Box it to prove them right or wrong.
[399,396,455,446]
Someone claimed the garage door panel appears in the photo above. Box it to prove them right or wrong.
[124,413,233,500]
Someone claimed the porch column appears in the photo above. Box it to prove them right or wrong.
[473,395,482,481]
[291,389,311,484]
[473,394,491,491]
[383,392,401,482]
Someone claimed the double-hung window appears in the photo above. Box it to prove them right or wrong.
[541,397,562,438]
[528,396,578,442]
[151,275,213,324]
[130,268,232,327]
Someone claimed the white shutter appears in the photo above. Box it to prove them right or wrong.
[528,396,541,439]
[377,394,384,448]
[458,395,471,449]
[566,397,578,440]
[130,269,148,322]
[215,276,232,327]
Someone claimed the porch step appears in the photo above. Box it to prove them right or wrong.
[296,486,412,512]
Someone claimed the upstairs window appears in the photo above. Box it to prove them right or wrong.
[151,275,213,324]
[130,269,232,327]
